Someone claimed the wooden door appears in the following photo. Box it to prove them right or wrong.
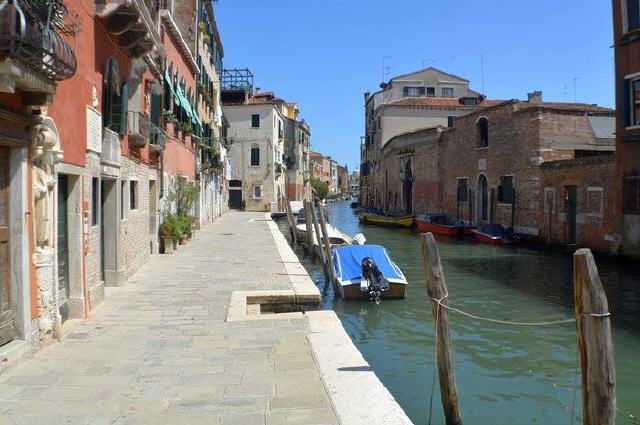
[0,147,14,346]
[57,174,70,322]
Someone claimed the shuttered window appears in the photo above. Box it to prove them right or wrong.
[457,178,468,202]
[103,58,126,134]
[251,114,260,128]
[633,79,640,126]
[628,0,640,31]
[498,176,514,204]
[623,176,640,213]
[250,145,260,166]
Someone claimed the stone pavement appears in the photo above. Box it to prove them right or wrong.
[0,212,339,425]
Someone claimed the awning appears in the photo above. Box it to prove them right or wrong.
[164,70,175,95]
[176,85,192,119]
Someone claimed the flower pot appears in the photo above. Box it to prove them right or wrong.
[179,234,188,245]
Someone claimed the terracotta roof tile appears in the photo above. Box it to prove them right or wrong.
[386,97,505,108]
[516,101,613,113]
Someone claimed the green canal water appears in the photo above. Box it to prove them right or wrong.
[277,201,640,425]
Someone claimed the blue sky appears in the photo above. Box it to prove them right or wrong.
[215,0,614,170]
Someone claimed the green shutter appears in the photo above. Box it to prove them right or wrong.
[119,82,129,135]
[621,79,631,128]
[151,93,162,127]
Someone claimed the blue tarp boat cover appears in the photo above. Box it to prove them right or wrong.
[332,245,407,285]
[479,224,505,237]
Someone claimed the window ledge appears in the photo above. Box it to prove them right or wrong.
[624,124,640,131]
[475,146,489,151]
[497,202,513,207]
[620,29,640,45]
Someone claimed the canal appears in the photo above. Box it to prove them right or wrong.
[277,201,640,425]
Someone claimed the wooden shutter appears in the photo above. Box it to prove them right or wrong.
[118,82,129,135]
[629,0,640,30]
[621,78,631,128]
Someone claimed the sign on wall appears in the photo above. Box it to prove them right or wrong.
[86,106,102,154]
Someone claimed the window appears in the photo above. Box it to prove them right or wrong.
[477,117,489,148]
[102,58,128,135]
[426,87,436,97]
[121,181,126,219]
[586,187,604,217]
[251,114,260,128]
[544,187,556,214]
[498,176,514,204]
[633,79,640,126]
[447,116,456,128]
[253,186,262,198]
[250,145,260,166]
[130,180,138,210]
[457,178,468,202]
[91,177,99,226]
[403,86,425,96]
[622,77,640,128]
[627,0,640,31]
[623,176,640,213]
[442,87,454,97]
[461,97,479,105]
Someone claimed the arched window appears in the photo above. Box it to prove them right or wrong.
[103,58,127,134]
[477,117,489,148]
[250,144,260,166]
[254,186,262,198]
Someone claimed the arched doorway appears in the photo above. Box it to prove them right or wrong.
[402,159,413,214]
[476,174,489,223]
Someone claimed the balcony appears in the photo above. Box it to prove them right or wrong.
[0,0,78,99]
[101,127,121,167]
[149,122,165,153]
[95,0,160,58]
[127,110,150,146]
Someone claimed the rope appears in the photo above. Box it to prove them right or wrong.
[428,292,615,326]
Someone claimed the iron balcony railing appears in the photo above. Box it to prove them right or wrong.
[0,0,77,81]
[127,110,151,145]
[150,122,166,148]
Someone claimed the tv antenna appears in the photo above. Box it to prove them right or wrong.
[573,76,581,103]
[480,51,486,94]
[382,56,392,83]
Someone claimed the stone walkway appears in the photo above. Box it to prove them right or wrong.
[0,212,338,425]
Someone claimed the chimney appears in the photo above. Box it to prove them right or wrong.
[527,91,543,104]
[255,87,261,94]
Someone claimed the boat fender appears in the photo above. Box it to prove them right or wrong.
[352,233,367,245]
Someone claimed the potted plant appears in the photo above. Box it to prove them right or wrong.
[160,213,181,253]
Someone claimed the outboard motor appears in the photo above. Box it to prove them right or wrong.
[360,257,390,304]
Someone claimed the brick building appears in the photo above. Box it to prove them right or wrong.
[439,94,614,237]
[612,0,640,257]
[539,156,617,252]
[362,67,501,208]
[378,126,444,214]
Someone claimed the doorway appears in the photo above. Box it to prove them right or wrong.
[476,174,489,223]
[57,174,70,322]
[229,180,243,209]
[565,186,577,245]
[0,147,14,346]
[100,179,118,285]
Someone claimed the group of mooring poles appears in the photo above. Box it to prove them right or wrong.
[420,232,615,425]
[282,194,335,283]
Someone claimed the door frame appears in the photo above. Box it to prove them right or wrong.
[475,173,489,224]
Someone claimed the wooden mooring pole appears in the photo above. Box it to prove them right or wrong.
[303,200,314,256]
[310,201,326,268]
[284,194,297,246]
[420,232,462,425]
[317,199,336,283]
[574,248,615,425]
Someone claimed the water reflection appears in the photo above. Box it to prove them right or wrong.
[277,201,640,425]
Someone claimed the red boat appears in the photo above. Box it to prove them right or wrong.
[415,214,471,236]
[471,224,505,245]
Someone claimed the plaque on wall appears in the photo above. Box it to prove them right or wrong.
[87,107,102,154]
[478,158,486,171]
